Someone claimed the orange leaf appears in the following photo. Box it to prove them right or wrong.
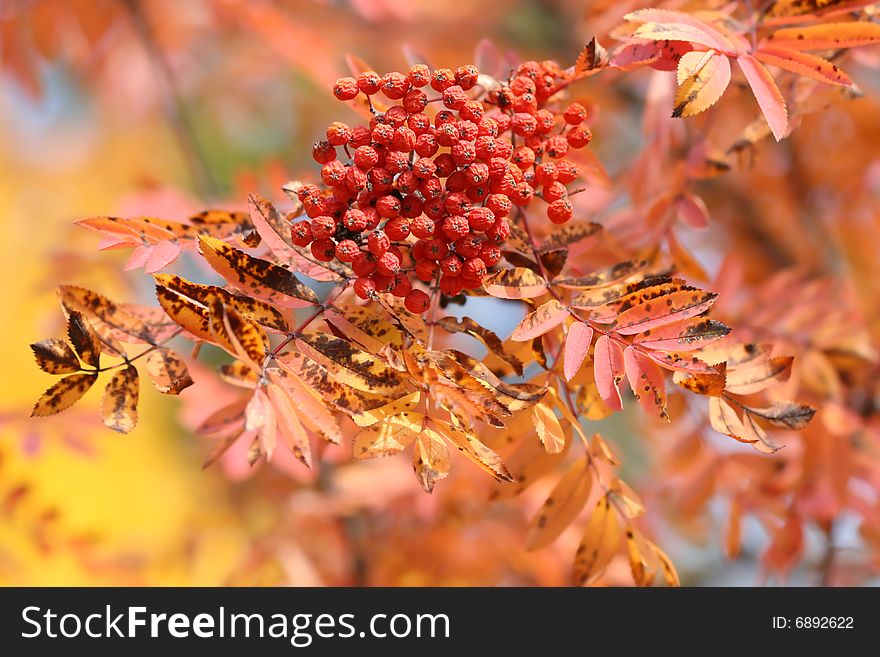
[673,51,732,118]
[511,299,569,341]
[526,459,592,550]
[767,21,880,49]
[483,267,549,299]
[563,322,594,381]
[624,346,669,420]
[755,45,852,86]
[573,494,622,585]
[737,54,788,141]
[593,334,625,411]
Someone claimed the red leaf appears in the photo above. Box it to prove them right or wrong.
[564,322,594,381]
[755,46,852,87]
[510,299,569,341]
[594,334,625,411]
[624,347,668,420]
[737,54,788,141]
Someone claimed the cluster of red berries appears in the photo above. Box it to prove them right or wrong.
[290,60,592,313]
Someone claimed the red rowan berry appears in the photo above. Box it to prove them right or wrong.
[544,135,570,159]
[383,150,410,175]
[403,89,428,114]
[312,140,336,164]
[291,221,313,247]
[407,112,432,134]
[303,194,327,218]
[414,132,438,157]
[368,229,391,256]
[352,252,376,277]
[475,135,498,160]
[511,181,535,206]
[397,170,419,194]
[363,206,381,231]
[436,123,460,147]
[411,240,427,261]
[334,239,360,262]
[445,170,468,193]
[512,146,536,170]
[376,195,401,218]
[321,159,347,186]
[384,105,408,126]
[543,181,568,203]
[392,126,416,152]
[455,64,479,90]
[556,160,579,183]
[423,198,445,220]
[381,72,410,99]
[405,288,431,313]
[411,216,435,239]
[372,274,395,293]
[563,102,587,125]
[310,215,336,239]
[566,125,592,148]
[371,123,394,145]
[415,258,438,282]
[534,109,556,134]
[431,68,455,91]
[511,113,537,137]
[413,157,437,179]
[424,238,449,260]
[433,152,456,177]
[439,275,464,296]
[440,255,462,276]
[510,75,536,96]
[357,71,381,95]
[494,138,514,159]
[465,162,489,186]
[467,206,495,232]
[333,77,359,100]
[478,117,499,137]
[354,276,376,300]
[376,250,401,275]
[479,242,502,266]
[513,93,537,114]
[444,193,471,216]
[467,184,489,203]
[407,64,431,88]
[459,100,484,122]
[351,145,377,169]
[311,238,336,261]
[458,120,479,141]
[442,215,470,240]
[385,217,411,241]
[485,218,511,243]
[455,234,483,258]
[400,194,424,218]
[547,198,573,224]
[343,208,368,232]
[391,274,412,298]
[368,166,393,191]
[418,177,443,200]
[489,111,511,133]
[534,162,558,186]
[348,124,371,148]
[462,257,487,281]
[452,140,476,166]
[326,122,351,146]
[434,109,457,126]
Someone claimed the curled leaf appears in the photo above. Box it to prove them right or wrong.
[31,339,81,374]
[101,365,139,433]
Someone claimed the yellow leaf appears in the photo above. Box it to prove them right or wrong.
[353,412,423,459]
[532,400,567,454]
[100,365,139,434]
[413,430,451,493]
[266,383,312,467]
[573,494,622,585]
[527,458,592,550]
[31,372,98,417]
[434,419,514,482]
[673,51,732,118]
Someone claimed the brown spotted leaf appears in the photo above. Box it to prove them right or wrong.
[725,356,794,395]
[413,429,451,493]
[31,372,98,417]
[145,348,193,395]
[211,300,268,372]
[742,402,816,430]
[59,285,153,345]
[436,316,523,376]
[766,21,880,49]
[435,419,514,482]
[540,221,602,252]
[353,412,423,459]
[526,458,592,550]
[155,284,215,344]
[624,347,669,421]
[483,267,549,299]
[755,46,852,86]
[31,339,81,374]
[672,365,727,396]
[199,234,318,308]
[511,299,570,342]
[100,365,139,433]
[612,289,718,334]
[554,260,650,289]
[673,51,732,118]
[66,311,102,368]
[634,317,729,352]
[295,333,408,396]
[574,494,622,586]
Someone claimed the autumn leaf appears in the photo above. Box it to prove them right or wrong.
[766,21,880,50]
[563,321,594,381]
[59,285,153,345]
[145,348,193,394]
[755,46,852,86]
[624,346,669,420]
[198,234,318,308]
[31,372,98,417]
[413,430,451,493]
[573,37,609,76]
[737,54,788,141]
[673,50,732,118]
[624,9,736,52]
[295,333,409,396]
[633,317,730,351]
[66,311,102,368]
[246,388,277,460]
[483,267,549,299]
[527,458,592,550]
[435,419,514,482]
[573,493,622,585]
[211,300,268,372]
[593,334,626,411]
[612,288,718,334]
[436,316,523,376]
[539,221,602,251]
[510,299,570,341]
[100,365,139,433]
[742,401,815,430]
[353,412,423,459]
[31,338,81,374]
[266,383,312,467]
[725,356,794,394]
[532,400,566,454]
